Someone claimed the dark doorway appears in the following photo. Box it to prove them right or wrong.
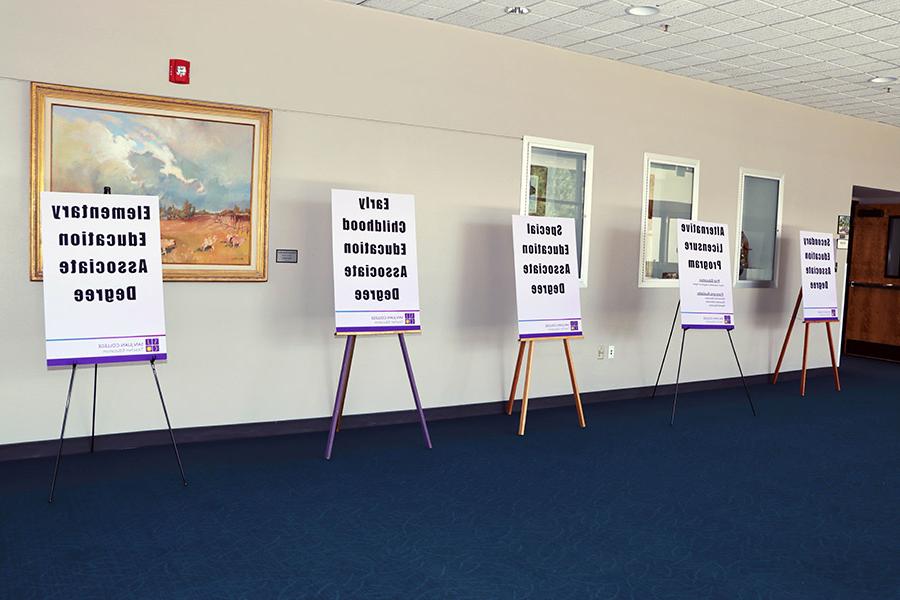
[842,186,900,362]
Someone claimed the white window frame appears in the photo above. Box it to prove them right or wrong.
[733,168,784,289]
[520,136,594,287]
[638,153,700,288]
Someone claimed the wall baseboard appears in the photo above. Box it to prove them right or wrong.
[0,367,829,463]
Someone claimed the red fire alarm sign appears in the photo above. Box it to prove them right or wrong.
[169,59,190,84]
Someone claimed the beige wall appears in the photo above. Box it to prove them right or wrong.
[1,0,899,446]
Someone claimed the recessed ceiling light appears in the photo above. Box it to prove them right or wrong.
[625,5,660,16]
[869,76,897,84]
[505,6,530,14]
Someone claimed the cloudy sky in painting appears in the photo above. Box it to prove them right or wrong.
[51,106,254,212]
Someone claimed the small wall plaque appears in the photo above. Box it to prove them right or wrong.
[275,249,299,263]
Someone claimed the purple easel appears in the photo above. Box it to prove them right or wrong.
[649,301,757,426]
[324,333,432,460]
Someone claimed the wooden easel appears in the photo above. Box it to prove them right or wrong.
[505,336,585,436]
[771,289,841,396]
[324,330,432,459]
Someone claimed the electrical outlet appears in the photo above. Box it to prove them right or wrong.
[608,345,615,359]
[597,345,605,360]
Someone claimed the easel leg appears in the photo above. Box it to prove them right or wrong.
[669,330,687,427]
[325,336,355,460]
[652,301,680,399]
[825,322,841,392]
[727,329,757,417]
[398,334,432,449]
[563,338,586,428]
[48,364,77,503]
[90,364,97,454]
[772,290,802,384]
[517,341,535,436]
[335,336,357,432]
[801,322,810,397]
[506,341,526,416]
[150,360,187,486]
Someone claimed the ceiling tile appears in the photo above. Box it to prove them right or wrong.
[655,0,709,17]
[855,0,900,13]
[841,13,897,33]
[864,24,900,43]
[813,6,872,26]
[567,40,614,53]
[556,9,608,26]
[669,65,716,77]
[782,0,848,17]
[749,9,805,25]
[772,16,832,34]
[799,25,854,41]
[343,0,900,127]
[866,45,900,61]
[527,1,578,18]
[417,0,479,9]
[706,33,757,48]
[739,26,791,41]
[678,26,733,40]
[440,11,493,26]
[618,40,668,53]
[592,17,646,34]
[620,54,670,66]
[474,16,535,32]
[402,4,459,18]
[364,0,419,10]
[593,32,643,46]
[591,47,640,59]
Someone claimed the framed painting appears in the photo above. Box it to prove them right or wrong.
[30,82,271,281]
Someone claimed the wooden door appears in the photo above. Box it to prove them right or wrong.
[844,202,900,361]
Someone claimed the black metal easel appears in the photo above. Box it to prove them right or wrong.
[48,187,187,503]
[650,301,757,426]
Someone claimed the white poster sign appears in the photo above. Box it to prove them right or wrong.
[799,231,838,321]
[40,192,167,366]
[676,219,735,329]
[331,189,421,334]
[511,215,582,339]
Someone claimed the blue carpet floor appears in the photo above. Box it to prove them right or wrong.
[1,358,898,599]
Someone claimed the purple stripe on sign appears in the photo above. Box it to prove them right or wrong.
[682,325,734,330]
[47,353,167,367]
[335,310,421,313]
[46,333,166,342]
[521,331,583,339]
[519,318,582,322]
[335,326,421,333]
[804,318,839,323]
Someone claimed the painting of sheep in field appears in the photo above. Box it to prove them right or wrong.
[32,83,271,281]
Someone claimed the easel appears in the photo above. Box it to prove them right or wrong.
[771,289,841,396]
[651,302,757,426]
[505,336,585,436]
[48,187,187,502]
[49,360,188,502]
[324,332,432,459]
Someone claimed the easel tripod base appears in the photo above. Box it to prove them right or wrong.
[49,359,188,503]
[506,336,586,436]
[771,289,841,396]
[325,333,432,460]
[651,301,756,426]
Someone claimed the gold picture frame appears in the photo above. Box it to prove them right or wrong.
[30,82,272,281]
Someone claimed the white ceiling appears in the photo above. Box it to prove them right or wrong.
[337,0,900,128]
